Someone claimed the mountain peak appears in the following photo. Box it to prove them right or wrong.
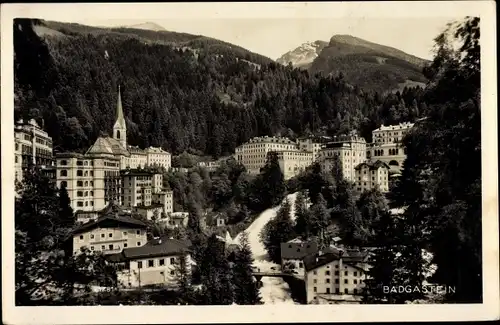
[276,40,328,68]
[125,22,166,32]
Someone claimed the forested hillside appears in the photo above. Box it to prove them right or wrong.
[15,19,429,157]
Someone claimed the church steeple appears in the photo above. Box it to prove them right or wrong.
[113,85,127,148]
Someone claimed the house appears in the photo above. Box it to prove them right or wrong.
[72,206,148,256]
[354,160,390,193]
[280,239,318,277]
[303,247,370,304]
[161,212,189,229]
[214,214,227,227]
[133,203,164,220]
[107,236,193,288]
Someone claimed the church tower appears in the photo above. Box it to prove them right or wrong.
[113,85,127,148]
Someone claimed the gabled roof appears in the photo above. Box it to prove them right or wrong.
[72,215,147,235]
[355,160,390,170]
[86,136,130,157]
[281,240,318,260]
[303,247,369,272]
[121,238,191,260]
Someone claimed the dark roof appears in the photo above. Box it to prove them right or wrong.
[280,241,318,260]
[105,252,127,263]
[121,169,156,176]
[134,203,164,210]
[72,215,147,235]
[121,238,191,260]
[355,160,390,170]
[303,248,369,272]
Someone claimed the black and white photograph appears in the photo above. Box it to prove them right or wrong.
[1,1,498,324]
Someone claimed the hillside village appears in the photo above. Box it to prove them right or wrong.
[13,16,481,306]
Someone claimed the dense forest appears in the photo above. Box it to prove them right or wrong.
[14,19,429,157]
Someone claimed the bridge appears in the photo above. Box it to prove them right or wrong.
[251,271,295,283]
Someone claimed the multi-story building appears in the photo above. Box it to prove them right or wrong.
[108,237,192,288]
[14,118,54,182]
[146,147,172,170]
[152,190,174,215]
[72,210,148,256]
[366,122,414,170]
[280,239,318,278]
[234,136,300,174]
[297,136,332,162]
[303,248,370,304]
[121,169,157,208]
[354,161,390,193]
[56,152,121,213]
[276,150,314,180]
[318,133,367,182]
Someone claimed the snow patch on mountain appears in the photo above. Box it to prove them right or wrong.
[276,41,327,68]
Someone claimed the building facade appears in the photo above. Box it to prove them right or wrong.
[14,119,54,182]
[276,150,314,180]
[297,136,332,162]
[318,133,367,182]
[234,136,300,174]
[303,249,370,304]
[366,122,414,170]
[56,152,121,213]
[109,237,192,288]
[72,214,148,256]
[280,239,318,278]
[354,161,390,193]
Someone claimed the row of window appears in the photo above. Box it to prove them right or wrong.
[137,257,177,269]
[313,269,363,277]
[86,242,139,251]
[313,287,360,295]
[313,278,363,284]
[79,230,142,240]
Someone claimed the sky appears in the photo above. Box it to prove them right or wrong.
[75,17,454,60]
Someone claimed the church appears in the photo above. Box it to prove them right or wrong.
[55,88,172,215]
[85,86,172,170]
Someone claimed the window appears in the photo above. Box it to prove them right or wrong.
[77,201,83,207]
[108,244,114,250]
[313,279,317,284]
[101,233,105,238]
[109,233,113,238]
[60,170,67,177]
[148,260,154,267]
[124,243,128,248]
[335,271,339,275]
[123,231,128,236]
[90,246,94,251]
[344,288,349,294]
[335,279,339,284]
[101,245,105,250]
[326,278,330,283]
[77,170,83,177]
[170,257,175,264]
[313,270,317,275]
[325,270,330,275]
[79,235,84,240]
[314,287,317,293]
[60,181,68,188]
[344,279,348,284]
[336,288,340,294]
[170,270,175,276]
[137,242,141,246]
[136,230,141,235]
[335,264,339,269]
[159,259,165,266]
[77,181,83,187]
[90,234,94,239]
[138,261,143,269]
[77,191,83,197]
[326,288,331,294]
[354,279,358,284]
[344,271,348,276]
[354,271,358,277]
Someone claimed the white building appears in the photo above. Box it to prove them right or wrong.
[297,136,332,162]
[72,211,148,256]
[14,118,54,183]
[318,133,367,182]
[354,161,390,193]
[276,150,314,180]
[108,237,193,288]
[56,152,122,213]
[280,239,319,278]
[366,122,414,171]
[303,248,370,304]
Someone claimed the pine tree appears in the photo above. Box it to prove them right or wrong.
[258,152,286,209]
[261,199,295,263]
[294,191,311,239]
[232,232,262,305]
[199,235,234,304]
[309,193,329,246]
[363,211,399,303]
[172,252,195,304]
[58,183,74,227]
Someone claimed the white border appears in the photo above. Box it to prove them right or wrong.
[1,2,498,324]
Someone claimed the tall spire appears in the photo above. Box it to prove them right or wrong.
[116,85,125,124]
